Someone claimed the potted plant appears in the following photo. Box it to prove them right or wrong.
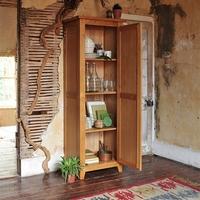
[98,141,112,162]
[112,3,122,19]
[59,156,81,183]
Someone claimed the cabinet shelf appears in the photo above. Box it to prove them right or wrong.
[85,58,117,62]
[84,160,120,172]
[85,127,117,133]
[86,91,117,95]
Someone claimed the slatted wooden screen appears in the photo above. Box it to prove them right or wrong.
[19,1,64,158]
[0,0,16,8]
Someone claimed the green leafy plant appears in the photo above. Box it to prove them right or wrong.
[97,55,112,60]
[99,140,110,154]
[98,141,112,162]
[59,156,81,182]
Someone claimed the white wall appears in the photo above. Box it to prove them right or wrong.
[152,139,200,168]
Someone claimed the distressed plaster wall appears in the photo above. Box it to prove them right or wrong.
[156,0,200,151]
[19,0,151,176]
[76,0,150,17]
[0,7,16,55]
[19,0,200,176]
[22,0,57,9]
[20,41,64,177]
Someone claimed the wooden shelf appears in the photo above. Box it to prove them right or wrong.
[84,160,120,172]
[86,91,117,95]
[85,58,117,62]
[85,127,117,133]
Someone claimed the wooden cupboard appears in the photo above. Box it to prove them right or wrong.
[63,16,141,179]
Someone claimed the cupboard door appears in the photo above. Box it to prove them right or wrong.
[117,24,142,169]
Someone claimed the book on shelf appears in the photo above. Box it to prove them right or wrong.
[85,154,99,164]
[85,159,99,164]
[85,149,95,156]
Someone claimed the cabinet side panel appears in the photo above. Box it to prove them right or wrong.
[64,21,80,157]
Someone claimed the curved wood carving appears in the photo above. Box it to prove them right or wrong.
[17,118,50,173]
[22,5,66,173]
[19,5,66,174]
[28,1,83,115]
[22,1,83,174]
[27,6,65,115]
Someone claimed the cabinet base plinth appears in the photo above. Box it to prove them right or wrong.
[80,160,122,179]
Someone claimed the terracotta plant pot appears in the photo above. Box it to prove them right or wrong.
[113,9,122,19]
[99,151,112,162]
[67,175,76,183]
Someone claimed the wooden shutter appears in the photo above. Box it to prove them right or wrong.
[117,23,142,169]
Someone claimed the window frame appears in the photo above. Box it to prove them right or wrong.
[0,56,17,108]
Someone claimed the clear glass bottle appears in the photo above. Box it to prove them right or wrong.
[89,62,101,92]
[85,62,90,92]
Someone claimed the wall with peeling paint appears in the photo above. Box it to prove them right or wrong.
[18,0,200,176]
[19,0,152,176]
[22,0,57,9]
[76,0,151,17]
[156,0,200,151]
[0,7,16,55]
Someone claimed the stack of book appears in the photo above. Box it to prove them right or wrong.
[85,149,99,165]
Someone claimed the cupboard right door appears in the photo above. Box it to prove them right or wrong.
[117,23,142,170]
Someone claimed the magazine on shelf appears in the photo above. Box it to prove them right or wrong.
[85,149,95,156]
[86,101,107,126]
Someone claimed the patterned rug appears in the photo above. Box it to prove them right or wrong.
[76,177,200,200]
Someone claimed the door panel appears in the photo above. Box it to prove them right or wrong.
[117,23,142,169]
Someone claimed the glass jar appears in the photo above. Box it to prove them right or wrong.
[89,62,101,92]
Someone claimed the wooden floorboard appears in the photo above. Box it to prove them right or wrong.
[0,155,200,199]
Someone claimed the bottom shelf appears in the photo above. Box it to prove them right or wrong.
[84,160,121,172]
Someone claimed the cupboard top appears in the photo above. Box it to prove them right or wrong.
[63,16,126,27]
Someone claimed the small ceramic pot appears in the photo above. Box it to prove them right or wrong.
[67,175,76,183]
[99,151,112,162]
[113,9,122,19]
[94,120,104,128]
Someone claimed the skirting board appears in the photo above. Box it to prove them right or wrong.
[152,139,200,169]
[21,152,63,177]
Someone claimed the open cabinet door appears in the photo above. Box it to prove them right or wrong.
[117,23,142,170]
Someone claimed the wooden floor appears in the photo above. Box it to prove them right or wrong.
[0,155,200,200]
